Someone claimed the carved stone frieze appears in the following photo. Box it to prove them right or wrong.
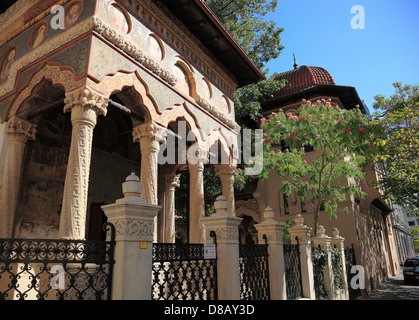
[90,16,177,87]
[197,96,240,131]
[206,227,239,242]
[112,217,154,242]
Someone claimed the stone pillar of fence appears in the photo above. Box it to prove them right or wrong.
[331,228,349,300]
[312,225,335,300]
[254,206,286,300]
[288,214,316,300]
[102,172,161,300]
[201,195,242,300]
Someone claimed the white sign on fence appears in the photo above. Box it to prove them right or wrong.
[204,244,216,260]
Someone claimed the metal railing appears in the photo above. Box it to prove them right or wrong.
[284,237,303,300]
[239,234,270,300]
[0,223,115,300]
[151,232,217,300]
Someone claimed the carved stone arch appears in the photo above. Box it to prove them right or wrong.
[236,204,262,224]
[237,209,261,244]
[87,70,162,123]
[207,127,234,165]
[4,61,84,122]
[158,101,204,144]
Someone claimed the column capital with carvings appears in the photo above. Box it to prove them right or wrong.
[132,121,167,145]
[165,173,180,191]
[5,116,37,142]
[214,163,237,177]
[64,86,109,126]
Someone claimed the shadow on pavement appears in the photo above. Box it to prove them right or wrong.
[358,274,419,300]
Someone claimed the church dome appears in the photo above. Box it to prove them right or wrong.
[274,65,336,96]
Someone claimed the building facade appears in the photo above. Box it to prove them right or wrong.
[235,64,401,294]
[0,0,263,244]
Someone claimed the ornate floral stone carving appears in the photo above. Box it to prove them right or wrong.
[91,16,177,86]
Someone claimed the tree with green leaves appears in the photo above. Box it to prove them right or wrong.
[236,99,384,234]
[373,82,419,216]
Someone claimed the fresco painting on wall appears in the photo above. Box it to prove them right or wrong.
[30,23,47,49]
[108,3,130,35]
[0,47,16,84]
[65,1,83,29]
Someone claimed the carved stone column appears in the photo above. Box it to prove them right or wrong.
[0,116,36,238]
[132,121,166,205]
[215,163,237,216]
[58,87,108,240]
[133,121,166,242]
[164,173,180,243]
[188,160,205,243]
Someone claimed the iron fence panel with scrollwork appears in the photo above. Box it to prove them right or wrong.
[283,242,303,300]
[151,240,217,300]
[344,244,361,300]
[239,237,270,300]
[311,247,328,300]
[0,223,115,300]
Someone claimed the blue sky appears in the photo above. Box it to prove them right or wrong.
[264,0,419,112]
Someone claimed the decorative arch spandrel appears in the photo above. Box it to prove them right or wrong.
[3,61,85,123]
[87,70,161,120]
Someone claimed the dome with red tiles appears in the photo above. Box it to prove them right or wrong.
[274,65,336,96]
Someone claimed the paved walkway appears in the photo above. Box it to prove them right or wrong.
[357,273,419,300]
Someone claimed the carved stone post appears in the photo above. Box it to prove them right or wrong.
[0,116,36,238]
[331,227,349,300]
[201,195,242,300]
[254,206,286,300]
[312,225,335,300]
[215,163,237,216]
[102,173,160,300]
[288,214,316,299]
[164,173,180,243]
[188,160,205,243]
[58,87,108,240]
[133,121,166,242]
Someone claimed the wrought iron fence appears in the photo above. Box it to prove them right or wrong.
[311,246,328,300]
[344,244,361,300]
[239,234,270,300]
[0,223,115,300]
[151,232,217,300]
[283,238,303,300]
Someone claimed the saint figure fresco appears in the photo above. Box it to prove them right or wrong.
[0,48,16,83]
